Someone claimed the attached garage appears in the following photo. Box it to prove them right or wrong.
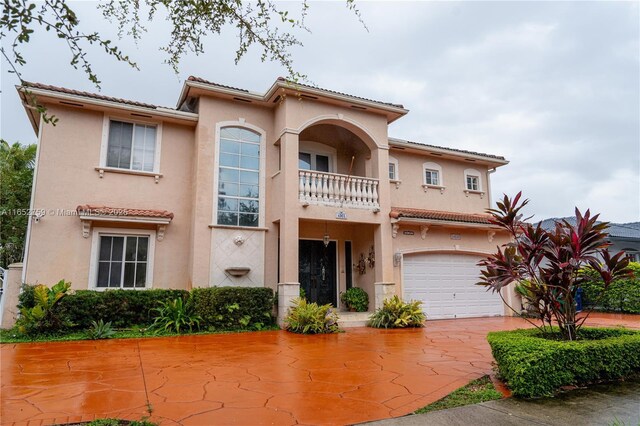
[403,252,505,319]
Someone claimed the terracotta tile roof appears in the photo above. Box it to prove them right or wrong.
[76,205,174,220]
[276,77,405,109]
[22,81,173,110]
[389,137,506,161]
[390,207,493,225]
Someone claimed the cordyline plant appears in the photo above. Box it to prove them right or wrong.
[477,192,631,341]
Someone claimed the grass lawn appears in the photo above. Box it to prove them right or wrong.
[0,324,280,344]
[414,375,503,414]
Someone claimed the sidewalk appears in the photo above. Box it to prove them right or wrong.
[364,379,640,426]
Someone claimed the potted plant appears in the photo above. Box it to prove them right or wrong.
[340,287,369,312]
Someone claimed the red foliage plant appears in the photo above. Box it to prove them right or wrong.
[478,192,631,341]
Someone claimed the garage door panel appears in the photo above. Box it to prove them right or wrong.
[403,253,504,320]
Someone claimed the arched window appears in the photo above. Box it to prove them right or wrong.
[216,126,263,227]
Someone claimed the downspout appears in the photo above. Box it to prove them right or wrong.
[21,114,44,283]
[487,168,496,209]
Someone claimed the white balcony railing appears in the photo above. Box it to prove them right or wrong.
[299,170,380,210]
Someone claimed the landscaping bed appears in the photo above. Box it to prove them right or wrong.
[414,375,503,414]
[488,327,640,398]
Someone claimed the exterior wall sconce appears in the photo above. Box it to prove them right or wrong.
[393,252,402,267]
[367,246,375,269]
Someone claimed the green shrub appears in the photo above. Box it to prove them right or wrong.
[368,295,425,328]
[582,262,640,313]
[488,327,640,398]
[151,297,201,333]
[16,280,73,336]
[340,287,369,312]
[18,286,189,331]
[87,319,116,340]
[191,286,274,330]
[284,298,340,334]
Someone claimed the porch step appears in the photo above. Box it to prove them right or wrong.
[337,311,372,328]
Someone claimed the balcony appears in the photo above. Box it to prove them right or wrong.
[299,170,380,210]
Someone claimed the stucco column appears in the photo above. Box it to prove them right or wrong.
[374,282,396,310]
[1,263,24,329]
[278,132,300,285]
[277,282,300,327]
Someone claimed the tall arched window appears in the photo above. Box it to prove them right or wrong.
[216,126,262,227]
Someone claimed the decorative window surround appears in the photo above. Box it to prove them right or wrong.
[88,227,156,290]
[464,168,483,196]
[388,156,400,180]
[77,206,173,241]
[99,115,162,175]
[422,184,446,194]
[95,167,162,183]
[422,162,443,193]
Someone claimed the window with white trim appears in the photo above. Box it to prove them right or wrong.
[422,161,443,187]
[623,249,640,263]
[97,235,149,288]
[106,120,157,172]
[425,169,439,185]
[217,127,261,227]
[388,156,400,181]
[464,168,482,192]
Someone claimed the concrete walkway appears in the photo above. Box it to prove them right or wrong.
[365,379,640,426]
[1,314,638,425]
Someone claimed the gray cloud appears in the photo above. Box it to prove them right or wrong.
[1,1,638,221]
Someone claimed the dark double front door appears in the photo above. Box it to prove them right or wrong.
[299,240,337,306]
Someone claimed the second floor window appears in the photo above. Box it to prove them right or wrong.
[425,169,440,186]
[388,163,396,180]
[107,120,157,172]
[466,175,479,191]
[217,127,261,227]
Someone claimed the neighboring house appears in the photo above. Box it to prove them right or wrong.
[16,77,517,322]
[539,218,640,262]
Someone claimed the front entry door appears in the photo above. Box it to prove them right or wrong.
[299,240,337,306]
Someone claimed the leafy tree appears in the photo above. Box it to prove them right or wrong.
[0,140,36,268]
[477,192,631,341]
[1,0,365,86]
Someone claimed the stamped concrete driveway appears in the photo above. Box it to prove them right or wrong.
[2,314,638,426]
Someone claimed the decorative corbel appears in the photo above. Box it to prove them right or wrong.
[420,225,430,240]
[488,230,496,242]
[157,224,167,241]
[391,223,399,238]
[81,220,91,238]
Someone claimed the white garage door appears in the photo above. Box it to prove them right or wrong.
[403,253,504,319]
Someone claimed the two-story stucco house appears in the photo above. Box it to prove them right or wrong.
[16,77,518,323]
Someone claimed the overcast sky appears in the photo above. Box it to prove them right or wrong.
[1,1,638,223]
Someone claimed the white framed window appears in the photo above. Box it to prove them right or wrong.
[464,168,482,192]
[425,169,439,185]
[213,123,266,229]
[422,162,444,187]
[89,228,156,289]
[100,116,162,173]
[388,156,400,181]
[298,141,337,173]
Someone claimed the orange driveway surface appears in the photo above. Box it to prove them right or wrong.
[2,314,638,426]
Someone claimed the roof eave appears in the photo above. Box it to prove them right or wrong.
[388,138,509,167]
[17,85,199,125]
[393,216,502,230]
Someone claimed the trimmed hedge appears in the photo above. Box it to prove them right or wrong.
[191,287,274,330]
[582,262,640,313]
[19,285,189,330]
[19,285,275,332]
[488,327,640,398]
